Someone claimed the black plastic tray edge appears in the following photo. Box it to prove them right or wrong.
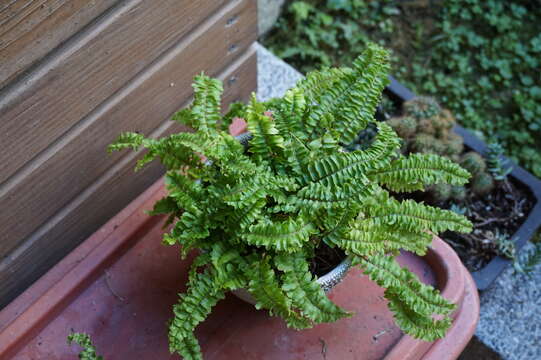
[385,75,541,291]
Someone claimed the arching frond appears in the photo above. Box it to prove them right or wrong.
[370,153,471,192]
[275,253,350,323]
[241,216,316,252]
[355,254,455,341]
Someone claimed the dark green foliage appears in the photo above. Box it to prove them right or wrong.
[67,333,103,360]
[109,44,472,359]
[460,152,487,176]
[470,171,495,196]
[264,0,541,178]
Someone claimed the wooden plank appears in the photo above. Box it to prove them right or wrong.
[0,0,230,184]
[0,0,119,87]
[0,0,256,258]
[0,47,257,309]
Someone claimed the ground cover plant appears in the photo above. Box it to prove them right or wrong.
[97,44,472,359]
[264,0,541,177]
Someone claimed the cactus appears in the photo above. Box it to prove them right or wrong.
[470,171,495,196]
[460,152,486,175]
[417,118,436,135]
[403,96,441,119]
[433,109,455,133]
[411,133,438,153]
[450,185,467,202]
[387,97,464,161]
[387,116,417,139]
[443,133,464,156]
[430,183,452,202]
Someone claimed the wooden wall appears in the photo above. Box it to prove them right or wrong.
[0,0,257,308]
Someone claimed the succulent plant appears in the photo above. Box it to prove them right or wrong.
[403,96,441,120]
[411,133,438,153]
[387,116,417,139]
[460,152,487,175]
[417,118,436,136]
[430,183,452,202]
[386,97,463,163]
[443,133,464,156]
[450,185,467,202]
[433,109,455,133]
[470,171,495,196]
[486,142,512,181]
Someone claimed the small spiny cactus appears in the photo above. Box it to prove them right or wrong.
[471,171,495,196]
[450,185,467,202]
[460,152,487,175]
[411,133,438,153]
[430,183,452,202]
[418,118,436,135]
[387,116,417,139]
[443,133,464,156]
[403,96,441,119]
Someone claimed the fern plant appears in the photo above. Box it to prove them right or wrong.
[68,332,103,360]
[109,43,472,360]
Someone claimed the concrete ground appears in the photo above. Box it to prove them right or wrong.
[256,43,541,360]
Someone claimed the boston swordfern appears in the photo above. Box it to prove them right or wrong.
[108,43,472,359]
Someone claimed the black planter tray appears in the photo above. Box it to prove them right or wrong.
[385,76,541,291]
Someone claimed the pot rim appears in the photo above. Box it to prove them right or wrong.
[316,257,352,292]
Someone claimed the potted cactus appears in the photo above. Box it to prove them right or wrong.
[101,43,473,359]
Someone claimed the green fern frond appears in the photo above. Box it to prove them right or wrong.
[210,243,247,290]
[273,88,308,140]
[246,94,285,164]
[228,197,267,229]
[386,291,453,341]
[246,259,311,329]
[300,122,400,188]
[370,153,471,192]
[356,254,455,341]
[292,182,377,210]
[177,73,223,136]
[67,332,103,360]
[242,216,316,252]
[360,190,472,234]
[300,43,390,143]
[107,132,145,153]
[168,270,225,360]
[163,211,209,257]
[337,224,433,257]
[147,196,180,216]
[275,253,350,323]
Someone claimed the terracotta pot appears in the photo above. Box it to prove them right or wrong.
[0,119,479,359]
[0,174,479,360]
